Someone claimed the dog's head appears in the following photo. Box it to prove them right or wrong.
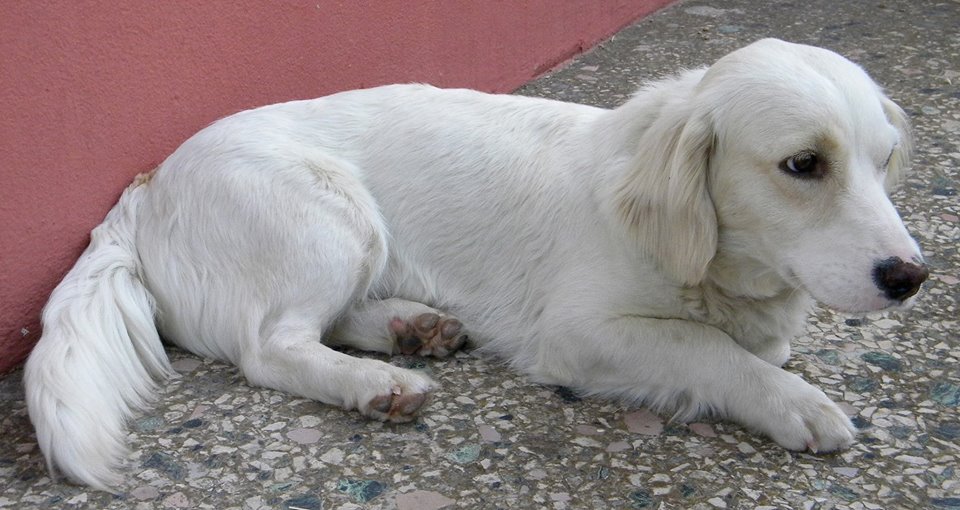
[622,38,927,313]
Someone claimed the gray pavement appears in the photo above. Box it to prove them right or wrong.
[2,0,958,508]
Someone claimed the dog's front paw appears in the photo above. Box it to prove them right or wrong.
[750,373,856,453]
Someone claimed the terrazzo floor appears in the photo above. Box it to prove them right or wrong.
[2,0,958,508]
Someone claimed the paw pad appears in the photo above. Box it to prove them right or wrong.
[367,385,430,422]
[390,313,467,357]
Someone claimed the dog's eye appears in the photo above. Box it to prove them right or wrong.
[779,152,823,179]
[882,147,896,169]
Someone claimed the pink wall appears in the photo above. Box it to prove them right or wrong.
[0,0,672,374]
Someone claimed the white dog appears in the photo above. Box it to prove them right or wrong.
[25,39,928,490]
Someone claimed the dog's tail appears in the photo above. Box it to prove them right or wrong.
[23,172,172,491]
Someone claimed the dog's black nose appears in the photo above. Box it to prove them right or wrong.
[873,257,929,301]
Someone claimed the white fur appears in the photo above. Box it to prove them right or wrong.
[25,39,924,490]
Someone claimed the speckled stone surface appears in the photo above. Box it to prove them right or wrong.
[2,1,958,508]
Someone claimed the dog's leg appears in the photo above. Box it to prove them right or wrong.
[537,317,855,452]
[329,298,468,357]
[239,310,436,422]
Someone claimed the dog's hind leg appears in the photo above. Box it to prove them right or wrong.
[239,308,436,422]
[329,298,468,357]
[140,150,439,423]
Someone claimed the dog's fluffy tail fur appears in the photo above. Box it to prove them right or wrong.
[23,174,172,491]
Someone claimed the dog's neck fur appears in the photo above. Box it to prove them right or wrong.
[688,244,815,366]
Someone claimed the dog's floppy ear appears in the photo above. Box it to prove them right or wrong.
[880,96,913,192]
[615,114,718,286]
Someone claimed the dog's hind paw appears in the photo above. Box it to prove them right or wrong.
[390,313,467,357]
[364,383,432,423]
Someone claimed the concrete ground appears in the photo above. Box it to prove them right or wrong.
[2,0,958,508]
